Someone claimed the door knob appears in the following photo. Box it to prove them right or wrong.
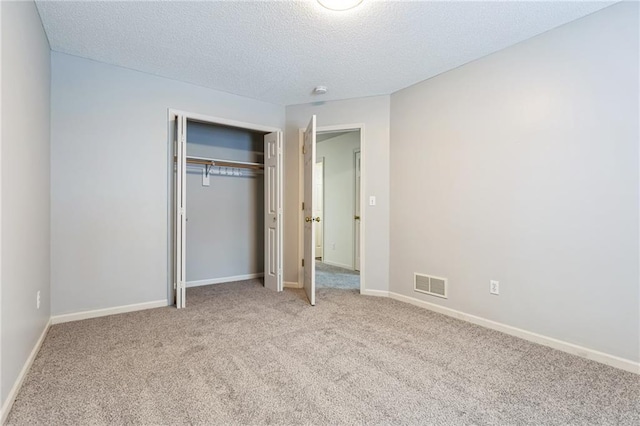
[305,217,312,222]
[314,217,321,222]
[354,215,360,220]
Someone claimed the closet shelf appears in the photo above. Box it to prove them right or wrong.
[177,155,264,170]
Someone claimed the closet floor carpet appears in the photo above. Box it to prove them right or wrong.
[7,280,640,425]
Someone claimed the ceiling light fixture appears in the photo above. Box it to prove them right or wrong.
[317,0,364,12]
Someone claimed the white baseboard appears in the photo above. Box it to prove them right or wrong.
[1,319,51,424]
[321,260,355,270]
[284,281,303,289]
[360,289,389,297]
[388,292,639,375]
[51,300,169,325]
[186,273,264,288]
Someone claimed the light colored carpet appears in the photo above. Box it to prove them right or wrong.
[7,280,640,425]
[315,261,360,289]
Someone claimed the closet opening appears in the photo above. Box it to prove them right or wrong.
[170,110,283,308]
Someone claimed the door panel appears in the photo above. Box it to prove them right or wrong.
[303,116,317,305]
[175,115,187,308]
[264,131,283,291]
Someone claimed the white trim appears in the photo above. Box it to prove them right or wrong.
[284,281,303,289]
[353,148,361,272]
[298,128,304,289]
[187,273,264,288]
[316,124,363,133]
[388,292,639,375]
[51,300,169,325]
[360,289,389,297]
[1,319,51,424]
[0,0,3,419]
[316,157,325,262]
[168,109,280,134]
[0,2,4,421]
[321,259,355,270]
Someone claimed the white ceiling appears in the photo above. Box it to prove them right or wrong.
[35,0,615,106]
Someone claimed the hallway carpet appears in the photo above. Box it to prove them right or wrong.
[7,280,639,425]
[315,261,360,289]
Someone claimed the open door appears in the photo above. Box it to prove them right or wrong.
[264,131,283,292]
[303,116,317,305]
[174,115,187,308]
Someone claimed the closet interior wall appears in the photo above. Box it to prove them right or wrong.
[185,121,265,286]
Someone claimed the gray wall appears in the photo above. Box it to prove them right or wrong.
[1,0,51,409]
[389,2,639,361]
[285,97,390,292]
[50,52,284,315]
[185,123,264,282]
[317,132,360,269]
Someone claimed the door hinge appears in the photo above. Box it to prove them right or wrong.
[302,258,305,267]
[302,202,305,210]
[173,281,177,290]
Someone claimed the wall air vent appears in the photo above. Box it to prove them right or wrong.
[414,273,448,298]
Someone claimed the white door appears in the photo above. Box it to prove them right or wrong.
[303,115,317,305]
[314,160,324,260]
[174,115,187,308]
[354,150,361,272]
[264,131,283,292]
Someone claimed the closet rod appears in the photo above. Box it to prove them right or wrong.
[178,155,264,170]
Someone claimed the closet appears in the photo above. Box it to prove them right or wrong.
[172,111,283,308]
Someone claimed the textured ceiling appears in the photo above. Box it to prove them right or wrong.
[36,0,616,106]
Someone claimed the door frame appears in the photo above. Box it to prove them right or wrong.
[314,157,325,261]
[167,108,282,305]
[353,148,361,272]
[297,123,365,295]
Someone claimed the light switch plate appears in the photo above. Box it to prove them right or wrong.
[369,196,376,206]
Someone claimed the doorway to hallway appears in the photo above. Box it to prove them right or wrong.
[313,129,361,291]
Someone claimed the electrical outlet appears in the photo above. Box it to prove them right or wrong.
[36,291,41,309]
[490,280,499,295]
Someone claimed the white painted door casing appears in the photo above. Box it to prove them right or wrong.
[354,150,361,271]
[175,115,187,308]
[314,160,324,259]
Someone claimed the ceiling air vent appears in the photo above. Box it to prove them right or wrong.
[414,273,448,299]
